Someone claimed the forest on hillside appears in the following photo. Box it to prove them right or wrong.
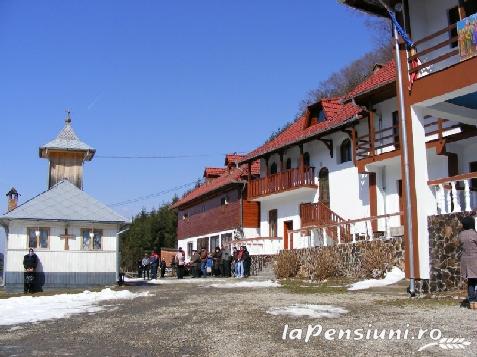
[120,200,178,271]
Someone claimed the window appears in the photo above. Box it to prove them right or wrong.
[210,235,220,251]
[81,229,102,250]
[220,195,229,205]
[28,227,49,249]
[303,152,311,168]
[270,162,278,175]
[269,209,277,237]
[448,1,477,48]
[286,158,292,170]
[340,139,352,163]
[220,233,233,250]
[187,242,193,258]
[197,237,209,250]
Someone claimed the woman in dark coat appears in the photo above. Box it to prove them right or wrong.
[23,248,38,294]
[459,216,477,308]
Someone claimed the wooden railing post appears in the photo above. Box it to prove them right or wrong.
[369,112,376,157]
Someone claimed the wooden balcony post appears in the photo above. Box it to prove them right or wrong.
[368,112,376,157]
[299,144,304,173]
[247,161,252,182]
[351,126,357,165]
[265,156,270,177]
[458,0,467,20]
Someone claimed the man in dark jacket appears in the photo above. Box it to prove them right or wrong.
[190,250,201,278]
[212,247,222,276]
[243,246,251,278]
[23,248,38,294]
[159,258,167,278]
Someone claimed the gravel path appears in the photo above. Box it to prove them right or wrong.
[0,278,476,357]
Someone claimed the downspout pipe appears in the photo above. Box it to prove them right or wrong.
[378,0,416,296]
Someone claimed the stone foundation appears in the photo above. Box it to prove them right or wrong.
[276,238,405,280]
[421,211,476,294]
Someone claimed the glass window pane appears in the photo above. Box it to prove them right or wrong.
[28,230,37,248]
[82,230,91,250]
[93,232,102,250]
[39,229,48,249]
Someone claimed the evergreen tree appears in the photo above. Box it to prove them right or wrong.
[120,201,177,271]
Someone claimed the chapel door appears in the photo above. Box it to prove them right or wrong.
[319,167,330,207]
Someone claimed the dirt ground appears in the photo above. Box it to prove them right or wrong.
[0,277,476,357]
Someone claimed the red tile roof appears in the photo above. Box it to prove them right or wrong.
[203,167,227,178]
[347,60,396,99]
[172,160,260,209]
[225,153,247,167]
[241,97,363,162]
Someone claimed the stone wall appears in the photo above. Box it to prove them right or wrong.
[419,211,476,294]
[275,238,405,280]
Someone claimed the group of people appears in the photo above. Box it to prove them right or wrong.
[188,245,251,279]
[137,251,166,280]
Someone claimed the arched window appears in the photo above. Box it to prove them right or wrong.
[303,152,310,168]
[270,162,278,175]
[340,139,352,164]
[286,158,292,170]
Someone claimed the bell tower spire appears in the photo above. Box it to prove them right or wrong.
[39,111,96,190]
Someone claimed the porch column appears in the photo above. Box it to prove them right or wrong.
[299,144,304,172]
[368,111,376,157]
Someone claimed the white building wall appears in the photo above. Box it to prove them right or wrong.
[5,220,119,286]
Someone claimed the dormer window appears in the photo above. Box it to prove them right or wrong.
[307,104,326,127]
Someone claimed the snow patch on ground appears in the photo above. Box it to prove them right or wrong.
[267,304,348,319]
[347,267,405,291]
[207,280,280,288]
[0,288,152,326]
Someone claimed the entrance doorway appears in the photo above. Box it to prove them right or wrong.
[319,167,330,207]
[284,220,294,250]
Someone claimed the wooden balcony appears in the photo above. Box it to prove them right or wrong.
[247,167,316,200]
[355,117,462,161]
[300,202,351,243]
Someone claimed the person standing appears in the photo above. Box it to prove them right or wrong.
[236,246,244,278]
[141,253,150,280]
[243,246,251,278]
[23,248,38,294]
[159,258,167,278]
[175,247,185,279]
[459,216,477,309]
[190,250,201,278]
[212,247,222,277]
[149,251,159,279]
[200,248,208,278]
[221,247,231,277]
[232,247,239,277]
[137,258,143,278]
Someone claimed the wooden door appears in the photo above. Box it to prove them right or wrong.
[284,220,293,250]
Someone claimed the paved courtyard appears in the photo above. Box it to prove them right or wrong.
[0,277,476,357]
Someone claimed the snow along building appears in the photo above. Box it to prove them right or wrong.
[0,113,128,288]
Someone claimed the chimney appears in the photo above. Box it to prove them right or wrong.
[6,187,19,212]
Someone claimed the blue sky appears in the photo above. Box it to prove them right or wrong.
[0,0,380,220]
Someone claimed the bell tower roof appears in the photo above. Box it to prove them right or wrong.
[39,111,96,161]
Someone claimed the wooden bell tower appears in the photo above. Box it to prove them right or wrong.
[39,111,96,190]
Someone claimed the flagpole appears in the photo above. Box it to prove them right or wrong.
[378,0,416,296]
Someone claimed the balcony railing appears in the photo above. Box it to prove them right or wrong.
[355,118,461,160]
[428,172,477,214]
[300,202,352,243]
[247,167,316,199]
